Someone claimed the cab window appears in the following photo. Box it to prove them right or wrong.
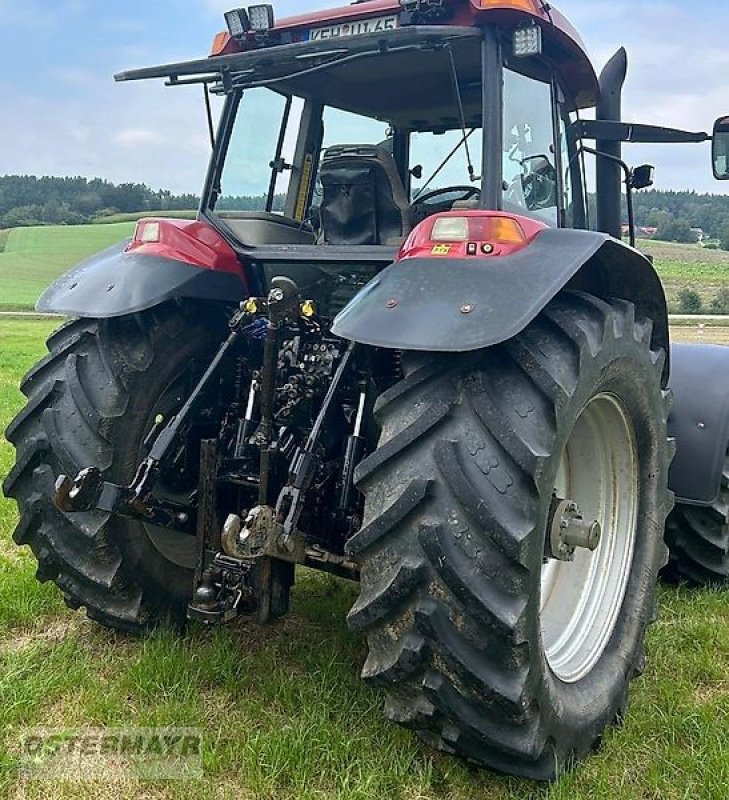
[409,128,483,201]
[502,67,559,226]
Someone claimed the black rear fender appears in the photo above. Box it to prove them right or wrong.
[332,228,669,383]
[37,241,247,318]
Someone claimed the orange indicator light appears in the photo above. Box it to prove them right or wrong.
[479,0,538,11]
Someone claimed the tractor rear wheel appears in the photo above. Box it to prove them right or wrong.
[3,304,227,633]
[664,453,729,585]
[346,292,672,779]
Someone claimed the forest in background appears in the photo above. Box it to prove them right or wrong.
[1,176,729,249]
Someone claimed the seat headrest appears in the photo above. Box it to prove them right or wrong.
[322,144,390,163]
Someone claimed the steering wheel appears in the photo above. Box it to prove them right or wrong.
[411,185,480,225]
[414,185,480,207]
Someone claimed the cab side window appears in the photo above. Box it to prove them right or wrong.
[502,68,558,226]
[557,87,588,229]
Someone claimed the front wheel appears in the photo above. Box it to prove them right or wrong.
[346,292,672,779]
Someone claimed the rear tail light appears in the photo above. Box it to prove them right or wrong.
[397,211,547,261]
[136,221,161,243]
[431,215,527,245]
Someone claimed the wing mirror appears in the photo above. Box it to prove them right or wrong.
[629,164,655,190]
[712,117,729,180]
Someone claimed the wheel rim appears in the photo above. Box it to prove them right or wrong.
[540,393,639,684]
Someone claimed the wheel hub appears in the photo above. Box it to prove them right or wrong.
[548,498,602,562]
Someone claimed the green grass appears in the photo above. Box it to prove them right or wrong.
[93,211,197,224]
[0,224,135,312]
[638,239,729,310]
[0,224,727,314]
[1,316,729,799]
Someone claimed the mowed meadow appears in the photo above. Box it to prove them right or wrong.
[0,223,135,311]
[1,220,729,312]
[0,224,727,798]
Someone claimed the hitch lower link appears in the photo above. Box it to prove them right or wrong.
[53,464,195,534]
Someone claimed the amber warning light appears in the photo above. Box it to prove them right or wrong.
[397,211,546,261]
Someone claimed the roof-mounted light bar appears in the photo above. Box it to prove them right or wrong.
[224,5,274,40]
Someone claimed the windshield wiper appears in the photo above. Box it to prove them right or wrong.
[413,128,477,200]
[446,43,479,184]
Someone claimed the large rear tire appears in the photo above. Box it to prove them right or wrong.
[346,293,672,779]
[3,304,227,633]
[664,453,729,585]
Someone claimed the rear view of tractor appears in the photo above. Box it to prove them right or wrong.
[5,0,729,780]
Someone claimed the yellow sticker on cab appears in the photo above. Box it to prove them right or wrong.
[431,244,451,255]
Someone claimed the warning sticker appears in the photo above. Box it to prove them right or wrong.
[431,244,452,255]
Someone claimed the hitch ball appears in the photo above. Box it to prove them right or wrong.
[549,499,602,562]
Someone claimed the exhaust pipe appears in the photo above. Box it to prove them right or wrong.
[596,48,627,239]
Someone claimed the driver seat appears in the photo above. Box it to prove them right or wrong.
[317,144,412,246]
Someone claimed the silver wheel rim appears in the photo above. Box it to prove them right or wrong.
[540,393,639,684]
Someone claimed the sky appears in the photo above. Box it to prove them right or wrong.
[0,0,727,196]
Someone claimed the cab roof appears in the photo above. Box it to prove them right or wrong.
[116,0,598,111]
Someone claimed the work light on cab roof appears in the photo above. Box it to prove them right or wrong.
[225,4,275,39]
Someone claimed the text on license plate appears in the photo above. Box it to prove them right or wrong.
[307,15,399,41]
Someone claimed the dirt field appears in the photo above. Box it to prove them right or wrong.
[670,322,729,345]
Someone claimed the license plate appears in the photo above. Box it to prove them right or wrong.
[307,15,399,42]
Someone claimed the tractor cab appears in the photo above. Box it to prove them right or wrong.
[117,1,599,259]
[114,0,610,315]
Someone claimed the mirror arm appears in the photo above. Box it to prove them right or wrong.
[580,145,637,248]
[573,119,710,145]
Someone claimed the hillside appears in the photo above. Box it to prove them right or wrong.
[640,239,729,312]
[0,224,728,313]
[0,223,135,311]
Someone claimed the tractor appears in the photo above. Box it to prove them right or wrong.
[5,0,729,780]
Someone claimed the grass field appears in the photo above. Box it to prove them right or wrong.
[93,211,197,225]
[0,317,728,799]
[0,224,135,312]
[0,223,728,314]
[639,239,729,311]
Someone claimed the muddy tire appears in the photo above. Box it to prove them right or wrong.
[664,454,729,585]
[346,292,673,779]
[3,305,227,633]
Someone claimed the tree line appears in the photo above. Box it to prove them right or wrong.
[0,175,281,229]
[2,177,729,249]
[630,190,729,248]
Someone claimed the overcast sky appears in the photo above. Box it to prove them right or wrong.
[1,0,726,195]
